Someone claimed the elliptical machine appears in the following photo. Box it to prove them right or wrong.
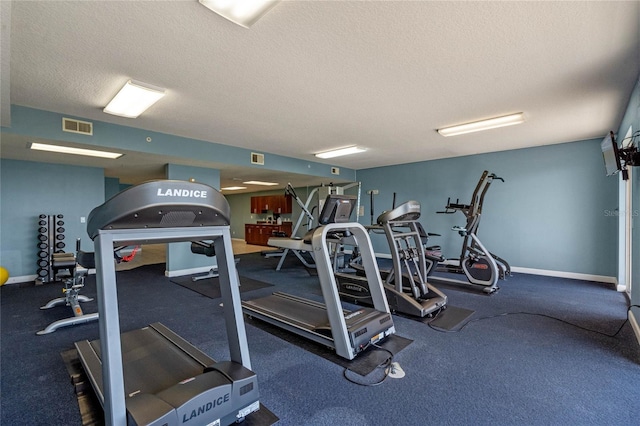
[429,170,510,294]
[340,200,447,318]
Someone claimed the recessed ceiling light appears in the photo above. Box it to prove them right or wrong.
[243,181,278,186]
[315,146,367,159]
[437,113,525,137]
[30,142,123,159]
[199,0,280,28]
[104,80,165,118]
[221,186,248,191]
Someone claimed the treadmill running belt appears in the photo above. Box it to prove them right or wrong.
[89,327,207,396]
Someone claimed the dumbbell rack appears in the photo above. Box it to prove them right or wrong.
[36,214,66,285]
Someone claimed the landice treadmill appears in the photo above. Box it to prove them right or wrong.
[242,194,396,361]
[74,180,260,426]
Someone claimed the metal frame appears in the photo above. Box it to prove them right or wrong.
[341,201,447,317]
[269,182,362,271]
[93,226,249,426]
[311,222,391,359]
[243,222,394,360]
[433,170,510,293]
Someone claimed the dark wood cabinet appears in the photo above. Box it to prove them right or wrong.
[277,195,293,214]
[249,194,292,214]
[250,197,260,214]
[245,222,293,246]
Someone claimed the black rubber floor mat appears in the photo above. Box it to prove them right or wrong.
[171,275,273,299]
[245,316,412,376]
[427,305,475,330]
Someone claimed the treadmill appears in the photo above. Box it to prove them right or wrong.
[74,180,260,426]
[242,194,396,361]
[338,201,448,318]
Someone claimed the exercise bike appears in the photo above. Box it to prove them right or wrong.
[429,170,510,294]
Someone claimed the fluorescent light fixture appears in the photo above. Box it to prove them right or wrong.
[199,0,280,28]
[243,180,278,186]
[30,142,123,159]
[104,80,165,118]
[221,186,248,191]
[437,113,525,137]
[315,146,367,159]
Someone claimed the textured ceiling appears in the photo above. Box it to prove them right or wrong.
[1,0,639,190]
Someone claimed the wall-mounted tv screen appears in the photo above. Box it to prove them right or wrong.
[601,131,622,176]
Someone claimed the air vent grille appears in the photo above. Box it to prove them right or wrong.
[62,118,93,135]
[251,152,264,165]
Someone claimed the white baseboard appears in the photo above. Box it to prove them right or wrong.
[4,269,98,285]
[5,274,38,285]
[370,254,617,284]
[0,263,618,285]
[510,266,616,284]
[164,266,215,278]
[5,266,216,283]
[629,309,640,347]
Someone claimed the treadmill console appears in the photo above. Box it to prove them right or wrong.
[318,194,358,225]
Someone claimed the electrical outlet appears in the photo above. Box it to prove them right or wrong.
[331,167,340,175]
[80,216,86,223]
[366,190,379,195]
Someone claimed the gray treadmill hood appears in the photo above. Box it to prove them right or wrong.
[87,180,231,240]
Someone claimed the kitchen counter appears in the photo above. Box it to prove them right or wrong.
[245,222,293,246]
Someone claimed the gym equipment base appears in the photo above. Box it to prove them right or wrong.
[61,346,278,426]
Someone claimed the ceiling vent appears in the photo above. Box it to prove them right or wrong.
[62,117,93,135]
[251,152,264,165]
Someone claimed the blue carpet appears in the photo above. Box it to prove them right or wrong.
[2,256,640,425]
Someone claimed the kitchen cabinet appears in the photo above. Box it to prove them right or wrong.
[249,195,292,214]
[245,222,293,246]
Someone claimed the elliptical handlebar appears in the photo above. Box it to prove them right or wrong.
[488,173,504,182]
[438,171,503,217]
[436,197,470,214]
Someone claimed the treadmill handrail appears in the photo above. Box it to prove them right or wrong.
[311,222,393,359]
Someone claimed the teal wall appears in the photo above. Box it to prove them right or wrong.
[0,159,105,278]
[5,106,356,183]
[0,105,357,280]
[104,177,121,200]
[1,92,636,283]
[356,138,618,277]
